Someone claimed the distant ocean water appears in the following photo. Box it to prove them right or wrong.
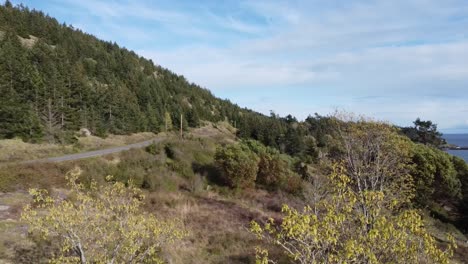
[443,134,468,162]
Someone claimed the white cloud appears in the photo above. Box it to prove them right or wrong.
[59,0,192,24]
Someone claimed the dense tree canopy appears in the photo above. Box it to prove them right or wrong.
[0,2,256,142]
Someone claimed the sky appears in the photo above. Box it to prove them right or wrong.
[10,0,468,133]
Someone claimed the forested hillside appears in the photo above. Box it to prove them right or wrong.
[0,2,340,157]
[0,2,257,142]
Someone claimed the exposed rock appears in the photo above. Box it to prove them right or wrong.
[79,128,92,137]
[182,97,193,109]
[18,34,38,48]
[443,205,452,212]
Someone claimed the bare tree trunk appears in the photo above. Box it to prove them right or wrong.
[84,104,88,128]
[9,65,13,93]
[48,98,53,132]
[61,96,64,129]
[77,242,86,264]
[34,86,39,117]
[180,114,183,138]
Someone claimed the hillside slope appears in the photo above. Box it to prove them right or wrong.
[0,2,319,161]
[0,2,258,142]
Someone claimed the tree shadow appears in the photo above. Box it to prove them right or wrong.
[191,162,225,186]
[219,254,254,264]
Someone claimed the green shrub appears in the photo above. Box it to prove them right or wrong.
[164,143,176,159]
[214,143,259,188]
[193,151,213,165]
[145,142,161,155]
[283,172,303,195]
[56,131,78,145]
[158,175,180,192]
[186,173,205,193]
[241,139,267,155]
[167,160,194,179]
[256,151,287,190]
[410,144,461,205]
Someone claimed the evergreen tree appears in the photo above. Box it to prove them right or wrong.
[0,2,304,147]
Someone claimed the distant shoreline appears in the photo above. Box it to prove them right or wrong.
[442,134,468,151]
[444,147,468,150]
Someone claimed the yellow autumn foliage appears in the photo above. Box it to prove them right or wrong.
[21,167,186,264]
[250,166,455,264]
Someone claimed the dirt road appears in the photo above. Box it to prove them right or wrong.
[20,138,164,164]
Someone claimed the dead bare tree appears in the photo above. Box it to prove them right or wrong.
[41,98,61,142]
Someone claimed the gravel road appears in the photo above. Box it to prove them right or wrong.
[20,137,164,164]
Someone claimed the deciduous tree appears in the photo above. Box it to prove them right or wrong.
[21,168,186,264]
[251,166,455,264]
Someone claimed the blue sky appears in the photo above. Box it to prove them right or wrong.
[11,0,468,133]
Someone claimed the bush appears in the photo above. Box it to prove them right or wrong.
[56,130,78,144]
[167,160,194,179]
[256,151,287,190]
[145,142,161,155]
[164,143,176,159]
[283,172,303,195]
[410,144,461,205]
[186,173,205,193]
[214,143,259,188]
[451,156,468,229]
[242,139,267,155]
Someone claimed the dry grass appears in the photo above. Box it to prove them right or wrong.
[0,124,232,164]
[0,139,75,163]
[75,132,157,151]
[145,189,283,264]
[0,188,73,264]
[0,192,31,263]
[424,213,468,263]
[0,220,26,263]
[189,122,237,144]
[0,192,31,220]
[0,163,71,192]
[0,132,157,163]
